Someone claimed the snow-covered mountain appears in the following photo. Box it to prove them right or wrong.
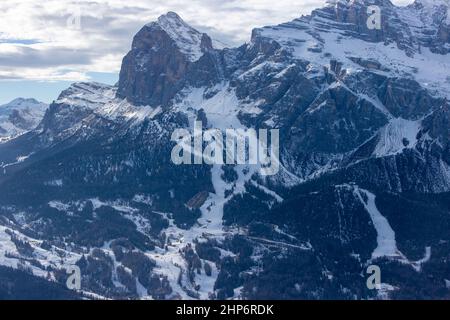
[0,98,48,143]
[0,1,449,300]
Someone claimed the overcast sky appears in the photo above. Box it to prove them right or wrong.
[0,0,413,104]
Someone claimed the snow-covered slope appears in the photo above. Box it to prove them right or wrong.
[256,0,450,98]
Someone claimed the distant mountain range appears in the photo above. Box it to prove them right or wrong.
[0,0,449,300]
[0,98,47,143]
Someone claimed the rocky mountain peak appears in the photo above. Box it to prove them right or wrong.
[117,12,216,106]
[144,11,213,62]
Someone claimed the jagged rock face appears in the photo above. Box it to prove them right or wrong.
[0,0,450,300]
[423,104,450,143]
[378,78,443,119]
[117,26,190,106]
[303,0,417,56]
[288,84,389,154]
[322,0,450,55]
[117,12,214,106]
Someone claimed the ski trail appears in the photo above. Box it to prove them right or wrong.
[354,187,400,259]
[197,165,229,236]
[354,187,432,271]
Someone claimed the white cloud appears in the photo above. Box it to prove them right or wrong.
[0,0,414,81]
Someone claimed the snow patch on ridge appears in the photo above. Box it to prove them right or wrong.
[373,118,421,157]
